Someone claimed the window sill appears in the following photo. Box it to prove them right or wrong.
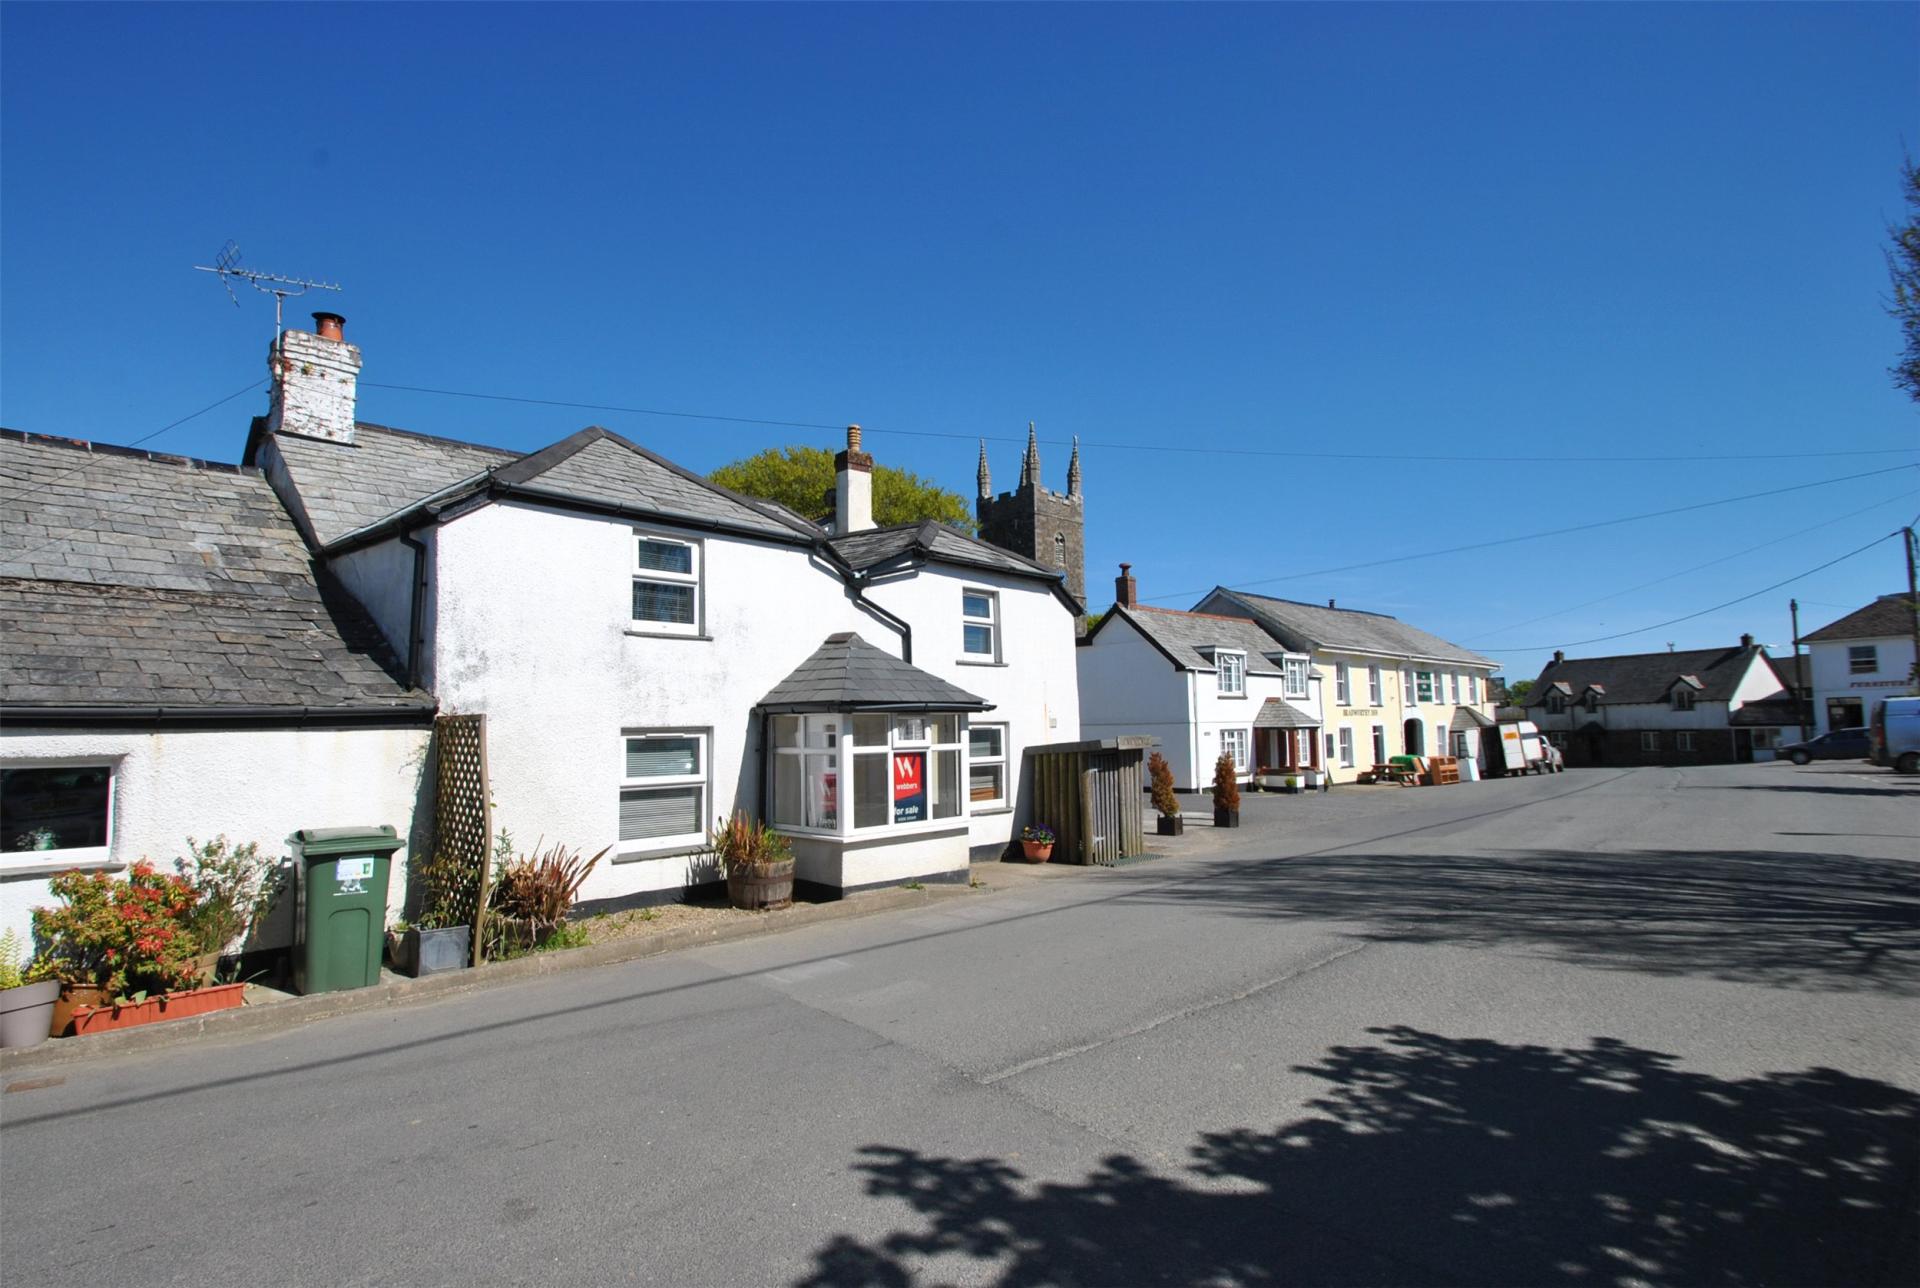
[612,842,707,864]
[625,628,712,642]
[970,805,1013,817]
[1218,694,1247,701]
[0,850,120,878]
[956,658,1007,668]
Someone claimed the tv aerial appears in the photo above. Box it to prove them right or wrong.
[194,240,341,336]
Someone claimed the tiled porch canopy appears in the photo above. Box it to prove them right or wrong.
[1253,697,1318,729]
[758,633,991,715]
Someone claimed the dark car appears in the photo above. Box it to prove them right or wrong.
[1776,727,1872,766]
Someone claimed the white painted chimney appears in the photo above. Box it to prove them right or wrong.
[834,424,874,534]
[268,311,361,444]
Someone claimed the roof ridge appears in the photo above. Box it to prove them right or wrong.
[1132,604,1265,624]
[351,421,522,458]
[1219,586,1399,621]
[2,428,254,475]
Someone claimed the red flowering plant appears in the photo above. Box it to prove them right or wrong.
[29,861,204,1001]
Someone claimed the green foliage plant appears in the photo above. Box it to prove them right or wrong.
[1213,754,1241,810]
[708,812,793,877]
[709,445,976,532]
[29,862,203,1001]
[0,928,25,990]
[1148,752,1180,818]
[176,835,275,962]
[1020,823,1055,844]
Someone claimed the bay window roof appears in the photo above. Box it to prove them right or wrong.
[759,633,992,714]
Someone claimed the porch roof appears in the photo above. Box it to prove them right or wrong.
[1450,707,1496,731]
[1253,698,1319,729]
[758,632,992,714]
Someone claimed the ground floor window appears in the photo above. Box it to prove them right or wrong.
[969,723,1007,809]
[1337,727,1355,767]
[1220,728,1250,772]
[1676,732,1696,751]
[1640,732,1659,752]
[1,764,113,860]
[1324,732,1336,763]
[772,712,966,835]
[1452,732,1471,758]
[1751,728,1780,750]
[620,731,708,850]
[1826,697,1864,730]
[1371,725,1386,765]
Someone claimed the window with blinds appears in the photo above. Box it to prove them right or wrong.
[620,731,707,848]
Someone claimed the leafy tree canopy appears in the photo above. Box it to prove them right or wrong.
[1506,679,1534,704]
[1887,158,1920,402]
[710,445,975,533]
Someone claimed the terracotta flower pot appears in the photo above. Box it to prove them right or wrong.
[1021,840,1054,863]
[67,982,246,1037]
[50,983,111,1038]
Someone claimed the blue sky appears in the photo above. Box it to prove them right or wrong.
[3,3,1916,683]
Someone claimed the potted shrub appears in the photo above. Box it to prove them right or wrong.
[1149,753,1183,837]
[393,837,485,976]
[30,859,249,1037]
[1212,753,1241,828]
[1020,824,1056,862]
[712,812,794,910]
[0,928,58,1049]
[486,838,608,956]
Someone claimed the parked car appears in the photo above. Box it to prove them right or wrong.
[1870,697,1920,774]
[1775,727,1872,766]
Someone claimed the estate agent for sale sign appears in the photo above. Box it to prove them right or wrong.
[893,752,926,824]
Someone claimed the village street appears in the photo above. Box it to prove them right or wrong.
[3,762,1916,1288]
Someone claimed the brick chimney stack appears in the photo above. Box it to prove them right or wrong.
[1115,562,1137,608]
[268,312,361,445]
[834,424,874,535]
[1740,633,1754,648]
[1553,649,1566,664]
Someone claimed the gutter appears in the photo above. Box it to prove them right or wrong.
[400,525,431,690]
[1,704,438,730]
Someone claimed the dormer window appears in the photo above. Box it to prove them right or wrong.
[1673,688,1696,711]
[1283,657,1309,700]
[1582,692,1599,713]
[1547,694,1567,714]
[1217,651,1246,696]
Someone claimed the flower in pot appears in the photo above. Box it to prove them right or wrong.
[0,928,59,1050]
[486,838,609,957]
[1148,753,1183,837]
[1212,754,1242,828]
[1020,824,1056,862]
[711,812,795,910]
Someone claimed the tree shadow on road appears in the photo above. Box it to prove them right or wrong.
[1127,847,1920,995]
[799,1027,1920,1288]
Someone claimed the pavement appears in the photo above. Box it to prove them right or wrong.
[3,761,1915,1287]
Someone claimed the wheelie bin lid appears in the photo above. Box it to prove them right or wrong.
[291,825,402,858]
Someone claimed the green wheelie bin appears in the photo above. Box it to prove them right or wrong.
[292,825,402,994]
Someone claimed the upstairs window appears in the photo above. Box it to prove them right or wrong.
[1335,664,1351,706]
[632,534,701,635]
[1368,666,1383,706]
[1468,675,1479,704]
[962,590,999,660]
[1672,688,1696,711]
[1283,658,1309,699]
[1217,651,1246,696]
[1404,669,1418,706]
[1583,692,1600,713]
[1849,645,1878,675]
[1546,694,1567,714]
[1448,673,1458,704]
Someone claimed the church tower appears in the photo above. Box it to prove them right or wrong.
[975,423,1086,607]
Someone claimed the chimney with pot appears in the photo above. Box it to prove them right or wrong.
[1740,633,1754,648]
[1328,598,1336,609]
[1553,649,1566,664]
[1115,562,1137,608]
[268,312,361,445]
[834,424,874,535]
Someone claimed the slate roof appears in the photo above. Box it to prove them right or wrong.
[258,420,517,546]
[0,431,429,715]
[1450,706,1495,731]
[1802,593,1917,643]
[1729,697,1800,727]
[758,633,991,712]
[1101,604,1292,674]
[1253,697,1318,729]
[1198,588,1498,668]
[829,521,1078,606]
[1523,645,1778,708]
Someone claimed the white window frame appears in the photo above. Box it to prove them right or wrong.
[618,730,708,855]
[774,713,969,838]
[0,761,117,875]
[1371,724,1386,765]
[1547,694,1567,714]
[1337,727,1355,768]
[1219,728,1251,774]
[1368,666,1383,706]
[1335,664,1351,706]
[968,721,1009,812]
[1217,651,1246,697]
[631,532,702,636]
[961,588,1000,661]
[1404,668,1418,706]
[1849,645,1878,675]
[1448,673,1458,704]
[1283,658,1310,700]
[1468,675,1479,704]
[1677,732,1696,751]
[1640,732,1659,752]
[1672,688,1696,711]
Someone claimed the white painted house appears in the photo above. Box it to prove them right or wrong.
[0,315,1083,959]
[1078,566,1322,791]
[1801,594,1918,734]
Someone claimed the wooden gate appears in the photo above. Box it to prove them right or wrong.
[1026,736,1155,865]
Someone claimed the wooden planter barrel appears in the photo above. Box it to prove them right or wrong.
[727,862,794,911]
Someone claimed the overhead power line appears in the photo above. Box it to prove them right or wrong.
[1460,488,1920,642]
[359,379,1920,466]
[1480,530,1902,653]
[1140,462,1920,605]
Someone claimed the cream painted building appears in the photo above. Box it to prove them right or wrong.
[1192,589,1500,783]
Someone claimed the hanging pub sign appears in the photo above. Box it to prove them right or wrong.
[893,751,927,824]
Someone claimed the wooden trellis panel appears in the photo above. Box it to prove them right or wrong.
[431,713,493,965]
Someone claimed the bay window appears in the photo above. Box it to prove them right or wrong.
[771,711,967,835]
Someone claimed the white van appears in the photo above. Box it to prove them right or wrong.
[1871,696,1920,774]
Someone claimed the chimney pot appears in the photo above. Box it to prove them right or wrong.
[1740,632,1754,648]
[847,424,862,452]
[1328,598,1336,609]
[312,311,345,342]
[1115,562,1137,608]
[1553,650,1565,664]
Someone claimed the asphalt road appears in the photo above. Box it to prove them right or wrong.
[4,762,1917,1287]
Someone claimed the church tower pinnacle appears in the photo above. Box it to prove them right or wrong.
[1020,422,1041,490]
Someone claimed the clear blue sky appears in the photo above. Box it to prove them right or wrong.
[4,3,1916,683]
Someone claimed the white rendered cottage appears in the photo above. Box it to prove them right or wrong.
[1801,594,1918,735]
[1078,565,1322,791]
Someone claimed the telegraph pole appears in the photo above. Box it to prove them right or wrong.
[1790,597,1809,740]
[1905,526,1919,695]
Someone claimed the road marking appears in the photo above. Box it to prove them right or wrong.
[977,941,1372,1085]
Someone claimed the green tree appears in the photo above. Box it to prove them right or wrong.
[1887,158,1920,402]
[1506,679,1534,705]
[710,446,975,532]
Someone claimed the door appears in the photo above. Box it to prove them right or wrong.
[1583,727,1606,765]
[1734,728,1753,763]
[1403,718,1423,756]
